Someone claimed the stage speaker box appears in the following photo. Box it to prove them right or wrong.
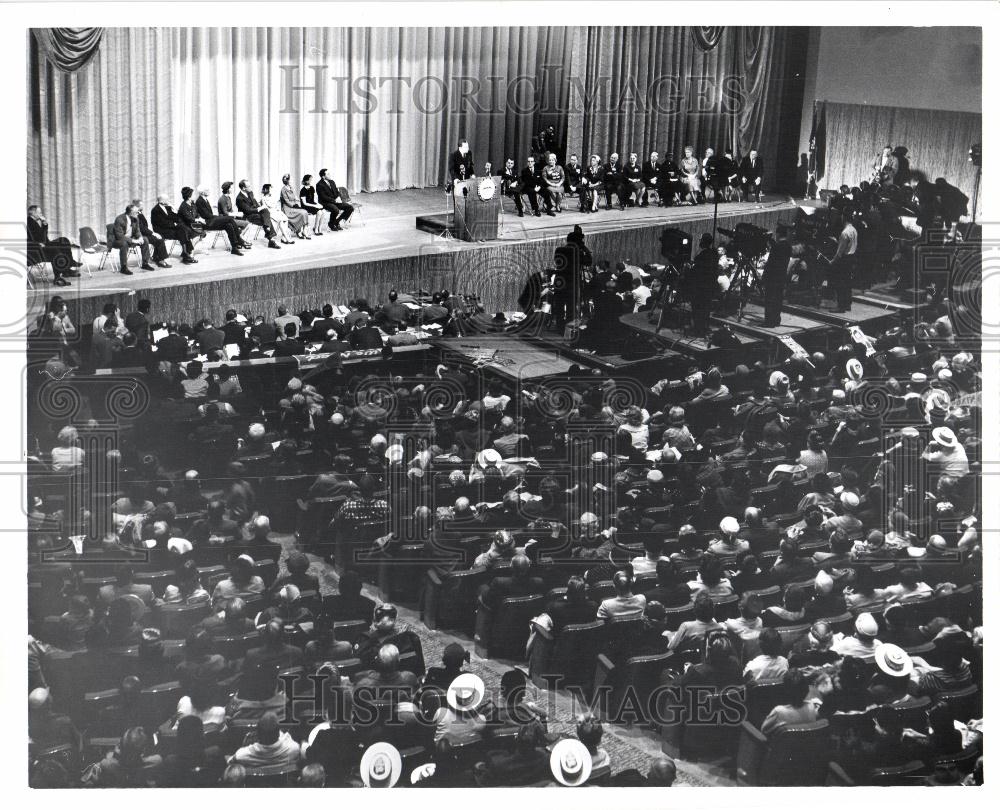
[660,228,692,267]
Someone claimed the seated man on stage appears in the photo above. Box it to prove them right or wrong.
[622,152,645,207]
[641,151,661,206]
[236,179,281,249]
[717,149,740,201]
[125,200,170,269]
[603,152,624,210]
[151,193,198,265]
[195,186,251,253]
[580,154,604,213]
[563,154,582,199]
[26,205,81,285]
[500,158,525,217]
[702,148,720,201]
[543,153,565,213]
[448,139,476,183]
[316,169,352,231]
[740,149,763,202]
[111,203,154,275]
[659,152,683,207]
[520,156,552,217]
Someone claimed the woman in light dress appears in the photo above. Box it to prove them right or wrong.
[260,184,295,244]
[280,174,310,239]
[680,145,701,204]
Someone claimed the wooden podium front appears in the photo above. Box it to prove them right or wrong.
[452,176,501,241]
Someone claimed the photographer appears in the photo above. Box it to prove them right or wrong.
[762,225,792,327]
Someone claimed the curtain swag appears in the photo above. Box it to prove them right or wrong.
[32,28,104,73]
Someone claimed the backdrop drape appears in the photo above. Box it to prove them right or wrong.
[564,27,788,185]
[171,27,574,196]
[32,28,104,73]
[814,100,981,206]
[28,28,174,245]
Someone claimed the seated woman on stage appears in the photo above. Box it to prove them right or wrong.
[622,152,645,207]
[280,175,310,240]
[261,184,295,245]
[580,155,604,213]
[299,175,326,236]
[542,153,565,213]
[680,146,701,204]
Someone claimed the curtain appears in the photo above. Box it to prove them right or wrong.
[564,27,787,182]
[816,100,981,205]
[28,27,174,243]
[32,28,104,73]
[171,27,574,195]
[692,27,725,52]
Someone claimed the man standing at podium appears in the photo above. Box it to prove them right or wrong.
[448,139,476,183]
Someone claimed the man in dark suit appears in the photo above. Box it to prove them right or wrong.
[112,204,154,275]
[222,310,247,347]
[740,150,763,202]
[519,156,545,217]
[26,206,80,285]
[125,200,170,267]
[659,153,682,207]
[316,169,352,230]
[349,315,384,350]
[195,187,250,251]
[151,194,198,265]
[154,321,189,363]
[689,233,719,336]
[309,304,345,342]
[552,225,593,332]
[563,154,582,199]
[717,149,739,201]
[500,158,525,217]
[380,289,410,328]
[195,319,226,354]
[641,151,661,206]
[480,554,544,610]
[448,139,476,182]
[124,299,153,345]
[603,153,624,209]
[249,315,278,348]
[236,180,280,248]
[274,322,306,357]
[179,186,241,259]
[761,225,791,327]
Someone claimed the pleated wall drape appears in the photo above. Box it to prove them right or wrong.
[28,28,175,243]
[564,27,788,181]
[171,27,574,195]
[816,100,981,205]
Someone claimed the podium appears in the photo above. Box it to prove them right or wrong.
[452,176,501,241]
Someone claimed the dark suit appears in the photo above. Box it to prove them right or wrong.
[761,238,791,327]
[349,325,383,350]
[26,217,75,277]
[740,156,763,200]
[622,161,645,206]
[500,167,524,215]
[194,195,245,248]
[640,160,661,205]
[552,238,593,331]
[155,332,189,363]
[448,149,476,182]
[563,162,582,195]
[603,160,623,208]
[690,247,719,336]
[131,210,169,262]
[316,177,352,226]
[235,189,276,238]
[519,165,545,214]
[112,213,152,269]
[150,203,196,256]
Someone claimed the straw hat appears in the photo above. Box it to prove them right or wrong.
[874,643,913,678]
[360,742,402,788]
[549,738,593,787]
[445,673,485,713]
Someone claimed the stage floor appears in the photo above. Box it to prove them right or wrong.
[60,188,798,304]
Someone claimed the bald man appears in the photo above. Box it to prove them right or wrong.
[194,185,250,252]
[150,193,198,264]
[231,711,303,768]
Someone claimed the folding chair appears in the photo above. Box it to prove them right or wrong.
[98,224,140,272]
[338,186,364,226]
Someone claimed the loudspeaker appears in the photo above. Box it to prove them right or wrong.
[660,228,692,267]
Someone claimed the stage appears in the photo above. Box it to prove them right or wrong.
[45,187,800,326]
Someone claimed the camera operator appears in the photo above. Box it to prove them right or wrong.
[690,232,719,337]
[761,225,792,327]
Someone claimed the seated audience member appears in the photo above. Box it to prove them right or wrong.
[82,727,163,787]
[644,559,694,607]
[667,591,724,651]
[743,627,789,682]
[231,711,303,768]
[760,668,821,734]
[211,554,266,608]
[762,586,808,627]
[631,536,667,576]
[597,569,647,622]
[575,713,610,773]
[545,576,600,630]
[423,642,471,691]
[832,612,881,661]
[788,621,841,668]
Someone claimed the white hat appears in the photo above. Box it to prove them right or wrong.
[845,358,864,381]
[549,739,593,787]
[445,673,485,713]
[385,445,405,463]
[278,584,300,603]
[815,569,834,595]
[874,643,914,678]
[580,512,600,526]
[937,368,953,382]
[909,372,928,385]
[769,371,789,388]
[410,762,436,785]
[167,537,192,555]
[950,351,973,369]
[370,434,388,449]
[646,469,664,484]
[831,389,846,401]
[360,742,402,788]
[719,516,740,535]
[591,451,609,463]
[477,448,502,468]
[900,426,920,439]
[840,491,860,511]
[854,612,878,638]
[330,412,345,426]
[932,427,959,448]
[286,377,302,391]
[248,422,265,439]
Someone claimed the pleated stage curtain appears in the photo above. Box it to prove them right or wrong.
[170,27,574,195]
[28,28,175,244]
[816,100,982,205]
[564,27,789,183]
